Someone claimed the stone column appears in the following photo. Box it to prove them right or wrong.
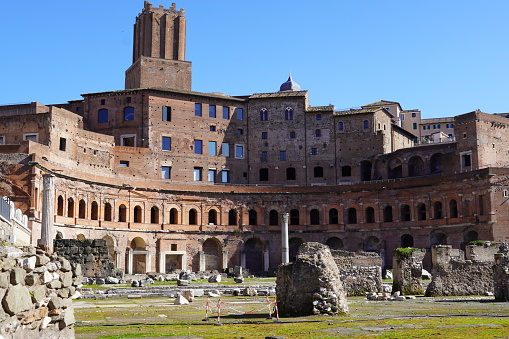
[241,251,246,268]
[282,213,289,264]
[199,250,205,271]
[39,174,55,252]
[222,250,228,270]
[264,248,270,271]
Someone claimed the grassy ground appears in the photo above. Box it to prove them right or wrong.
[73,294,509,339]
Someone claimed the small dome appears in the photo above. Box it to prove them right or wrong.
[279,74,301,92]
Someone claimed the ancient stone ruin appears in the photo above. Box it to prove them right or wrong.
[276,242,348,316]
[53,239,116,279]
[392,248,426,295]
[331,249,382,296]
[494,243,509,301]
[425,244,498,297]
[0,246,82,338]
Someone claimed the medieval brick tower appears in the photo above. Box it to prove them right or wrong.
[125,1,192,90]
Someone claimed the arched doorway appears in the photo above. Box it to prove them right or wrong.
[325,237,344,250]
[244,238,265,274]
[203,238,222,271]
[130,237,147,274]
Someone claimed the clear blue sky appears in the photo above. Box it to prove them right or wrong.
[1,0,508,118]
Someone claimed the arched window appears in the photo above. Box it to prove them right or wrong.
[285,107,293,120]
[365,207,375,223]
[337,122,344,131]
[57,196,64,216]
[228,209,237,226]
[118,204,127,222]
[248,209,257,225]
[78,199,86,219]
[189,209,197,225]
[314,166,324,178]
[408,156,424,177]
[123,106,134,121]
[383,206,393,222]
[401,234,414,248]
[151,206,159,224]
[329,208,339,224]
[342,166,352,177]
[310,209,320,225]
[134,205,142,223]
[431,232,447,245]
[363,120,369,129]
[91,201,98,220]
[208,209,217,225]
[433,201,443,219]
[98,108,108,123]
[449,199,458,218]
[325,237,343,250]
[400,204,411,221]
[430,153,443,174]
[290,209,300,225]
[104,203,112,221]
[286,167,296,180]
[260,108,268,121]
[269,210,279,226]
[67,198,74,218]
[346,208,357,224]
[417,203,427,221]
[364,236,379,252]
[170,208,179,224]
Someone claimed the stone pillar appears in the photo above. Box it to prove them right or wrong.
[392,248,426,295]
[281,213,289,264]
[241,251,246,268]
[115,250,121,269]
[39,174,55,252]
[127,250,133,274]
[199,250,205,271]
[145,251,150,273]
[264,248,270,271]
[494,244,509,301]
[222,250,228,270]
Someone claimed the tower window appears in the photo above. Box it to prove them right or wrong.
[163,106,171,121]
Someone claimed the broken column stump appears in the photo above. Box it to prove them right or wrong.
[276,242,348,317]
[392,248,426,295]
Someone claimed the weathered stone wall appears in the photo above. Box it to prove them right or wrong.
[276,242,348,317]
[494,243,509,301]
[54,239,114,278]
[0,246,81,338]
[425,245,495,296]
[331,250,382,296]
[465,242,500,261]
[392,248,426,295]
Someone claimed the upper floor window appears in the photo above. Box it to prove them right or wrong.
[315,129,322,137]
[100,99,106,105]
[412,112,417,117]
[261,151,268,162]
[194,167,202,181]
[195,103,202,117]
[208,169,216,182]
[237,129,244,135]
[280,151,286,161]
[289,131,296,139]
[423,125,430,130]
[261,132,268,139]
[363,120,369,129]
[316,114,322,120]
[314,166,324,178]
[221,170,229,183]
[237,108,244,120]
[260,108,268,121]
[194,139,203,154]
[163,106,171,121]
[235,145,244,159]
[126,97,132,104]
[121,134,136,147]
[446,123,454,128]
[210,125,216,131]
[162,166,171,179]
[123,107,134,121]
[208,141,217,156]
[222,142,230,157]
[433,124,440,129]
[209,105,216,118]
[0,135,4,145]
[337,122,344,131]
[311,148,318,155]
[413,123,417,130]
[286,167,296,180]
[98,109,108,123]
[401,114,405,120]
[222,106,229,119]
[162,136,171,151]
[24,133,38,142]
[285,107,294,120]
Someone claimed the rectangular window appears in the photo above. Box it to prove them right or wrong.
[446,123,454,128]
[194,103,202,117]
[401,114,405,121]
[126,97,132,104]
[208,141,217,155]
[162,136,171,151]
[59,138,66,151]
[411,113,416,117]
[221,170,229,183]
[210,125,216,131]
[462,153,472,167]
[208,169,215,182]
[261,132,268,139]
[237,108,244,120]
[279,151,286,161]
[237,129,243,135]
[433,124,440,129]
[260,168,269,181]
[261,151,268,162]
[222,142,230,157]
[222,106,229,119]
[209,105,216,118]
[162,166,171,179]
[337,122,344,131]
[163,106,171,121]
[194,140,203,154]
[194,167,202,181]
[289,131,296,138]
[311,148,318,155]
[423,125,430,130]
[23,133,38,142]
[100,99,106,105]
[98,109,108,123]
[120,161,129,167]
[315,129,321,137]
[413,123,417,130]
[121,134,136,147]
[316,114,322,120]
[0,135,4,145]
[235,145,244,159]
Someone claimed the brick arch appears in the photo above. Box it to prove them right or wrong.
[202,237,223,271]
[388,157,403,179]
[408,155,425,177]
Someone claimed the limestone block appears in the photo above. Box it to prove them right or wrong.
[2,284,33,315]
[59,307,75,329]
[31,285,47,303]
[0,272,9,289]
[40,316,51,329]
[47,280,62,289]
[46,262,58,272]
[60,272,73,288]
[18,256,36,272]
[25,273,36,286]
[48,296,64,310]
[58,258,72,272]
[10,267,26,285]
[1,258,16,271]
[174,294,189,305]
[182,289,194,302]
[194,289,205,297]
[43,271,53,284]
[242,287,257,296]
[57,287,71,299]
[36,254,50,267]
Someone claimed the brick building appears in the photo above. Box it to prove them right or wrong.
[0,2,508,274]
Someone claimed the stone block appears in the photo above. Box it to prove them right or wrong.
[182,289,194,302]
[2,284,32,315]
[32,285,47,303]
[173,294,189,305]
[18,256,36,271]
[48,296,64,310]
[10,267,26,285]
[58,258,72,272]
[0,272,9,289]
